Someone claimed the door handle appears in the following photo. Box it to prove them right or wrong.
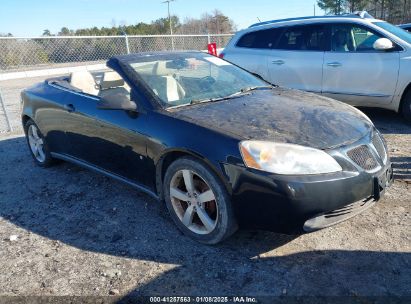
[272,60,285,65]
[64,104,75,112]
[327,62,342,67]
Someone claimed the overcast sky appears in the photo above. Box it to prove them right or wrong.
[0,0,324,36]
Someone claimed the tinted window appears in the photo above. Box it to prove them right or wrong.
[331,24,385,52]
[373,21,411,43]
[236,28,281,49]
[276,25,327,51]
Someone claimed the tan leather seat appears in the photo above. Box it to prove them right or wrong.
[152,61,185,102]
[69,71,99,96]
[101,71,130,92]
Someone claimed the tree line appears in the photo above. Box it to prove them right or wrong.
[41,10,235,37]
[318,0,411,23]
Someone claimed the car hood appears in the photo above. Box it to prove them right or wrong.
[170,88,373,150]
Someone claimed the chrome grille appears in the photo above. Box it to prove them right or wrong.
[347,145,378,171]
[372,133,387,163]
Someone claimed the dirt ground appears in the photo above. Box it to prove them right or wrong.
[0,76,410,302]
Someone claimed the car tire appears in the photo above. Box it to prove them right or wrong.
[24,119,56,167]
[164,157,238,244]
[401,89,411,123]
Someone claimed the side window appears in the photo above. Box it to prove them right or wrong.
[236,28,281,49]
[276,25,327,51]
[331,24,383,52]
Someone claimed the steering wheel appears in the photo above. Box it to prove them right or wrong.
[199,76,216,91]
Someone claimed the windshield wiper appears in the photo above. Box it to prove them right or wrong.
[190,91,246,105]
[240,85,274,93]
[190,97,221,105]
[189,86,275,105]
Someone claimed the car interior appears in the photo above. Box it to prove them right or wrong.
[132,59,223,106]
[331,25,381,52]
[67,65,186,104]
[332,29,353,51]
[68,70,131,98]
[143,61,186,102]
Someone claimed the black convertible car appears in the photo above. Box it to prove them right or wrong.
[21,51,393,244]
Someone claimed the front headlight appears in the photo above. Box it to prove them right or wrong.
[240,141,342,175]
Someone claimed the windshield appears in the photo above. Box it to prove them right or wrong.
[373,21,411,44]
[127,53,268,109]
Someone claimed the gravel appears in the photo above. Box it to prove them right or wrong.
[0,77,410,300]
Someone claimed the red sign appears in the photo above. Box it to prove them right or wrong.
[207,43,217,56]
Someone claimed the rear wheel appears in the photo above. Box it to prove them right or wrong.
[164,157,238,244]
[401,89,411,123]
[25,119,55,167]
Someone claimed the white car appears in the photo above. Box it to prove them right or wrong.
[399,23,411,32]
[221,12,411,122]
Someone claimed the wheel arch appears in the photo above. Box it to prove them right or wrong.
[21,114,33,132]
[399,82,411,113]
[155,149,232,201]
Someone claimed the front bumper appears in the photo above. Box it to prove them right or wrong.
[226,161,393,233]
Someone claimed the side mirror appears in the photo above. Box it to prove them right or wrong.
[373,38,394,51]
[97,92,137,111]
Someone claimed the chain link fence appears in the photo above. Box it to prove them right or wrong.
[0,88,13,133]
[0,34,233,72]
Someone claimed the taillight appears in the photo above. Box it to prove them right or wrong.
[218,52,225,59]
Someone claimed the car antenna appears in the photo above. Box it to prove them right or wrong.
[257,17,261,22]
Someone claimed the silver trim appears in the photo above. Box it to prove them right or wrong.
[323,91,391,98]
[370,133,388,165]
[327,62,342,67]
[49,82,100,101]
[339,131,387,173]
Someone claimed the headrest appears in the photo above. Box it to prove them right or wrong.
[70,71,95,85]
[153,61,171,76]
[100,71,125,90]
[69,71,99,95]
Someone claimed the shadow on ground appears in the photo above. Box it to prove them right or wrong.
[359,107,411,135]
[391,156,411,180]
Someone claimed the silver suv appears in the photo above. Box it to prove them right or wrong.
[221,12,411,121]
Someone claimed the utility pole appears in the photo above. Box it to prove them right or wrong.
[314,3,316,16]
[162,0,175,50]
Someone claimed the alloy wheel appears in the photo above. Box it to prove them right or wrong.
[169,169,218,235]
[27,124,46,163]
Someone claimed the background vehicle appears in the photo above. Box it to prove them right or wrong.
[21,52,392,244]
[399,23,411,32]
[221,12,411,122]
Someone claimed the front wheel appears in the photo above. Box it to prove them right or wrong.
[25,119,56,167]
[164,157,238,244]
[401,89,411,123]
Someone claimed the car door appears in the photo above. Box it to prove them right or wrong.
[266,24,327,93]
[62,74,151,188]
[35,81,75,154]
[322,23,400,106]
[224,27,282,81]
